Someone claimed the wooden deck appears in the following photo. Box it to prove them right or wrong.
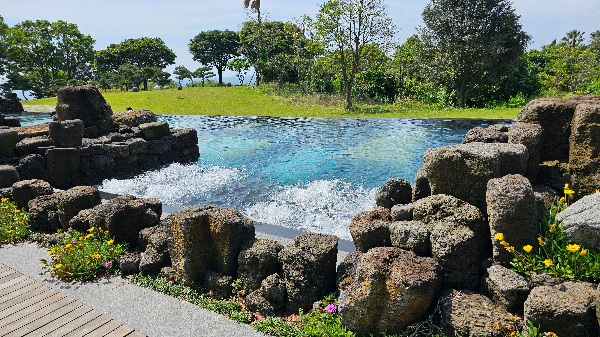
[0,264,145,337]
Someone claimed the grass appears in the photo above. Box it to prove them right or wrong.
[0,198,29,244]
[22,86,520,119]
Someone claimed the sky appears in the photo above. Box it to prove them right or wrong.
[3,0,600,80]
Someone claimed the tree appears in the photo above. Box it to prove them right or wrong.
[173,65,192,86]
[589,30,600,54]
[0,15,9,77]
[114,64,142,91]
[193,67,216,87]
[1,20,95,98]
[227,58,250,85]
[561,30,585,50]
[189,30,239,84]
[95,37,176,90]
[244,0,263,86]
[314,0,396,109]
[153,70,171,87]
[416,0,530,107]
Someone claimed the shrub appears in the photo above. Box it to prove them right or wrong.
[40,227,127,281]
[0,198,29,244]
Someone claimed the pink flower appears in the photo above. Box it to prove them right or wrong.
[71,239,76,244]
[68,227,72,231]
[325,304,337,313]
[104,261,112,268]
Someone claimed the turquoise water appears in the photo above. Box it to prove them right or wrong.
[19,113,505,239]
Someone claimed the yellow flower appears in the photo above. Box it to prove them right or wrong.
[87,227,95,232]
[505,246,515,253]
[55,264,63,269]
[495,233,504,241]
[560,197,566,202]
[64,244,71,249]
[580,249,587,256]
[107,239,114,245]
[1,198,8,202]
[544,259,553,266]
[566,244,580,253]
[91,254,101,259]
[564,183,569,189]
[550,224,556,233]
[538,237,544,245]
[6,229,12,234]
[1,206,8,209]
[85,234,92,239]
[564,189,575,195]
[79,236,84,240]
[596,189,599,193]
[14,209,20,213]
[523,245,533,253]
[500,240,509,247]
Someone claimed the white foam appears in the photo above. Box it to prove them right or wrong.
[244,179,377,240]
[99,163,243,206]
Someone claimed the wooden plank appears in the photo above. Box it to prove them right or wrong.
[32,304,95,336]
[2,300,82,337]
[0,292,64,321]
[126,331,147,337]
[101,324,135,337]
[0,277,35,297]
[80,319,123,336]
[0,295,71,328]
[0,264,10,272]
[42,310,102,337]
[0,283,47,307]
[0,269,17,280]
[0,272,23,285]
[62,314,114,337]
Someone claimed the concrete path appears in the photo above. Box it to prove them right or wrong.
[0,243,266,337]
[20,105,55,113]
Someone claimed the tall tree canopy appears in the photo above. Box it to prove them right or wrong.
[314,0,396,109]
[416,0,530,107]
[95,37,176,90]
[243,0,263,86]
[1,20,95,98]
[189,30,239,84]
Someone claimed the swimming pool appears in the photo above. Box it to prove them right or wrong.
[18,113,507,239]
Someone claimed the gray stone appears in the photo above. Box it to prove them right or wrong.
[164,205,255,286]
[349,207,392,253]
[139,121,170,140]
[524,281,599,337]
[80,155,115,183]
[147,137,172,155]
[279,233,338,313]
[68,209,92,233]
[205,271,234,299]
[480,265,530,311]
[238,239,284,292]
[0,165,19,188]
[555,192,600,251]
[139,225,171,276]
[438,289,514,337]
[15,154,47,181]
[112,109,157,128]
[336,251,363,291]
[375,178,412,209]
[0,130,19,158]
[568,102,600,194]
[28,186,100,232]
[245,291,274,315]
[116,251,141,276]
[48,119,84,147]
[14,136,54,157]
[462,126,508,144]
[390,203,414,221]
[103,142,129,159]
[389,220,430,255]
[55,85,113,132]
[412,167,431,202]
[172,128,198,151]
[508,122,544,183]
[126,138,148,155]
[246,273,286,315]
[487,174,538,266]
[527,271,565,288]
[45,147,80,189]
[10,179,53,210]
[338,247,441,335]
[422,142,528,210]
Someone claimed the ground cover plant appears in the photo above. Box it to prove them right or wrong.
[0,198,29,245]
[22,85,520,119]
[39,227,127,281]
[497,187,600,282]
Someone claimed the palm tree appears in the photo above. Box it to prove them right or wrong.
[561,30,585,50]
[243,0,263,86]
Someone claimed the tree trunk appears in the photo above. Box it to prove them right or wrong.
[255,8,262,87]
[143,78,148,91]
[218,66,223,84]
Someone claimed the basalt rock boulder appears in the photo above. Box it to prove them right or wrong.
[555,192,600,251]
[462,126,508,144]
[139,225,171,276]
[480,265,530,312]
[349,207,392,253]
[487,175,538,266]
[87,195,162,248]
[524,281,599,337]
[139,122,170,140]
[238,239,284,293]
[422,142,528,210]
[279,233,338,313]
[508,122,544,183]
[164,205,255,286]
[390,203,414,221]
[246,273,287,315]
[412,167,431,202]
[338,247,441,335]
[375,178,412,209]
[14,136,54,157]
[336,251,363,291]
[10,179,53,210]
[389,220,430,256]
[45,148,80,189]
[15,154,47,181]
[438,289,515,337]
[0,165,19,188]
[205,271,234,299]
[568,102,600,194]
[112,109,157,128]
[48,119,84,147]
[116,251,141,276]
[0,130,19,158]
[55,86,113,132]
[413,194,489,289]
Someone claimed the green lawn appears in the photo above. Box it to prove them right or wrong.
[22,86,520,119]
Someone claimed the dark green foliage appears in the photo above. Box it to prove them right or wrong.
[354,68,399,103]
[189,30,240,84]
